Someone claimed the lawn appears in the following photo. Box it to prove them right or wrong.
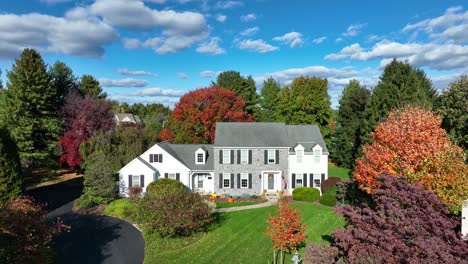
[215,201,256,208]
[144,203,344,264]
[328,165,351,180]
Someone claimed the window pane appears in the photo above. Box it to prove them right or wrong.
[241,149,248,163]
[296,179,303,187]
[314,179,320,187]
[223,173,230,188]
[268,149,275,163]
[168,173,176,179]
[241,173,248,188]
[132,175,140,187]
[197,153,204,163]
[223,150,230,164]
[198,177,203,188]
[314,149,321,162]
[297,150,303,163]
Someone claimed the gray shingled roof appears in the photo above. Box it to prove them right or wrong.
[286,125,329,153]
[158,141,214,170]
[115,113,142,124]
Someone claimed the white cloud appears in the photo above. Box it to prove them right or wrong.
[122,38,142,49]
[0,12,117,59]
[342,23,367,37]
[135,87,184,97]
[140,31,209,54]
[99,78,148,87]
[117,68,159,77]
[335,37,344,43]
[273,32,303,48]
[196,37,226,55]
[110,94,181,108]
[240,13,256,22]
[239,27,259,36]
[325,41,468,71]
[432,72,466,90]
[312,36,327,44]
[39,0,71,3]
[215,1,243,9]
[177,72,189,79]
[200,70,219,77]
[215,14,227,22]
[238,39,278,53]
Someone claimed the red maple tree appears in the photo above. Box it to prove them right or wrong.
[159,128,174,142]
[58,93,115,169]
[167,85,254,144]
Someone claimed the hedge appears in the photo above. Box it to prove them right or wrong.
[319,192,337,207]
[146,178,187,198]
[292,187,321,202]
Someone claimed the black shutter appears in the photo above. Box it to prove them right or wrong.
[176,173,180,181]
[237,173,241,188]
[248,150,252,164]
[164,173,168,178]
[140,175,145,188]
[149,154,153,163]
[231,150,234,164]
[292,174,296,188]
[275,150,279,164]
[303,173,307,187]
[248,173,252,189]
[264,150,267,164]
[160,154,163,163]
[219,150,223,164]
[128,175,132,187]
[219,173,223,188]
[230,173,234,189]
[321,173,325,181]
[309,174,313,188]
[237,150,241,164]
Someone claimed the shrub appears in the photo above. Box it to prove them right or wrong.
[0,128,23,204]
[138,192,212,237]
[105,199,138,221]
[321,177,341,193]
[292,187,320,202]
[74,194,96,209]
[128,186,142,199]
[146,178,186,198]
[319,192,337,207]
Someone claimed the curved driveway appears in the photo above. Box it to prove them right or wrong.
[27,178,145,264]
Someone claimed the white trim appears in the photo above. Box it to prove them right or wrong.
[214,146,289,149]
[240,173,248,189]
[132,175,141,187]
[267,149,276,164]
[295,173,304,188]
[222,149,231,164]
[223,173,231,188]
[138,143,190,171]
[195,152,205,164]
[260,170,282,192]
[240,149,248,164]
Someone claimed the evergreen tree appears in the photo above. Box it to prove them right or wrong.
[359,59,436,151]
[330,80,370,168]
[49,61,78,107]
[0,49,60,168]
[258,77,281,122]
[79,74,106,99]
[0,128,23,204]
[276,76,332,143]
[215,71,258,115]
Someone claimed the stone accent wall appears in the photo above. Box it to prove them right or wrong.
[214,148,289,197]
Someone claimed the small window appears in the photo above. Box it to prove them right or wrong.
[295,174,303,188]
[132,175,140,187]
[241,149,248,164]
[223,173,231,188]
[314,174,321,187]
[268,149,276,164]
[197,153,204,163]
[223,149,231,164]
[241,173,248,188]
[314,149,321,162]
[150,154,163,163]
[296,149,303,163]
[168,173,176,180]
[197,176,204,188]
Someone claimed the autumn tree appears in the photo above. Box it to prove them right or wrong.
[58,93,114,169]
[330,80,370,168]
[167,85,253,144]
[0,49,60,168]
[354,106,467,213]
[257,77,281,122]
[215,71,258,115]
[0,128,23,204]
[276,76,332,143]
[266,198,307,264]
[305,174,468,264]
[79,74,106,99]
[359,59,436,150]
[436,75,468,154]
[159,128,174,142]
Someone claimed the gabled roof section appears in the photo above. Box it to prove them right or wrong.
[214,122,289,147]
[158,141,214,170]
[286,125,328,154]
[115,113,142,124]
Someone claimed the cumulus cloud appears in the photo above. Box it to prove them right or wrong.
[215,14,227,22]
[240,13,256,22]
[117,68,159,77]
[110,94,181,108]
[0,12,117,59]
[99,78,148,87]
[196,37,226,55]
[335,37,344,43]
[312,36,327,44]
[342,23,367,37]
[215,1,243,9]
[239,27,259,36]
[177,73,189,79]
[273,32,303,48]
[135,87,185,97]
[200,70,219,77]
[238,39,278,53]
[325,41,468,71]
[432,72,466,90]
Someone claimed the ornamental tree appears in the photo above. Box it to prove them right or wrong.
[266,198,307,264]
[159,128,174,142]
[304,174,468,264]
[354,106,467,213]
[168,85,253,144]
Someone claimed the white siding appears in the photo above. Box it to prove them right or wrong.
[288,144,328,193]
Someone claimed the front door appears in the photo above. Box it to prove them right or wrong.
[267,173,274,190]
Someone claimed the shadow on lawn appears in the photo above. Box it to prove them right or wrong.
[203,212,228,233]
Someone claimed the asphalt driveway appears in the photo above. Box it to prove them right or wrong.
[27,178,145,264]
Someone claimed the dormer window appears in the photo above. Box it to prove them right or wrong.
[197,153,204,163]
[314,149,321,162]
[296,149,303,163]
[195,148,206,164]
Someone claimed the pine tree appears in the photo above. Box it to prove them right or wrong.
[215,71,258,115]
[79,74,106,99]
[49,61,78,107]
[0,49,60,168]
[330,80,370,168]
[258,77,281,121]
[0,128,23,204]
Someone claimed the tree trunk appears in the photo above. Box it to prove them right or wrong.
[280,249,283,264]
[273,249,276,264]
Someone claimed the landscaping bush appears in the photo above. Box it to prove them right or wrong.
[105,199,138,221]
[319,192,337,207]
[292,187,320,202]
[146,178,186,198]
[138,192,212,237]
[321,177,341,193]
[128,186,142,199]
[74,194,96,209]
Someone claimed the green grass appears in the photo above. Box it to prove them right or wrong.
[328,166,351,180]
[104,199,138,221]
[144,203,344,264]
[215,201,256,208]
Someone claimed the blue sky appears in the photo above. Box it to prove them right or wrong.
[0,0,467,108]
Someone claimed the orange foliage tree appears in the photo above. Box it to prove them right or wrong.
[354,106,468,213]
[266,198,307,264]
[159,128,174,142]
